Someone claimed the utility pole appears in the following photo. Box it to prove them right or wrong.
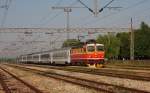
[52,7,73,40]
[130,18,134,60]
[0,0,11,27]
[52,6,86,40]
[94,0,98,17]
[65,8,71,40]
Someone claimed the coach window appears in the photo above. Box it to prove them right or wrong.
[87,46,95,52]
[96,45,104,51]
[41,54,49,58]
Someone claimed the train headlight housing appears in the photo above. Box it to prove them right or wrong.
[89,55,92,58]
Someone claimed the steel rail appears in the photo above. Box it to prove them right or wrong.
[6,64,150,93]
[0,73,11,93]
[0,66,44,93]
[6,64,113,93]
[19,63,150,81]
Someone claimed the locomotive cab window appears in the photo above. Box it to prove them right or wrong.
[96,44,104,51]
[87,46,95,52]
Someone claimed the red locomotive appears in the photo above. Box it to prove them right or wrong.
[71,40,105,67]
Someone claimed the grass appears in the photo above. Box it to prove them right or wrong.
[106,60,150,67]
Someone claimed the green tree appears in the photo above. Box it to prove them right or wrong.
[62,39,83,48]
[134,22,150,59]
[96,34,121,59]
[116,32,130,59]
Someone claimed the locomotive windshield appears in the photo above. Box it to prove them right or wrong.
[87,46,95,52]
[96,44,104,51]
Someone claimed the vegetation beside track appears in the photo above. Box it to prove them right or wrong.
[106,60,150,67]
[0,58,15,63]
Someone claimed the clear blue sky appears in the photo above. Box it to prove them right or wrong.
[1,0,150,28]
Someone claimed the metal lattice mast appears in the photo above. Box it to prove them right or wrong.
[94,0,98,17]
[130,18,134,60]
[52,6,85,40]
[52,7,73,40]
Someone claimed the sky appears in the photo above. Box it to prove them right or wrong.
[0,0,150,58]
[0,0,150,28]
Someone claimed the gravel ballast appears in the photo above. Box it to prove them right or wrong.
[2,65,102,93]
[20,65,150,92]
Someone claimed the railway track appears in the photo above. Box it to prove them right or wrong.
[5,64,150,93]
[16,63,150,81]
[0,65,44,93]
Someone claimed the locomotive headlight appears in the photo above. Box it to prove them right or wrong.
[94,53,98,57]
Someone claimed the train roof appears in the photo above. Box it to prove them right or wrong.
[86,39,96,44]
[19,47,72,56]
[87,43,104,46]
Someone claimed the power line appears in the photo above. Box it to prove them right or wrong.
[38,0,78,27]
[107,1,150,28]
[1,0,11,28]
[36,0,64,27]
[38,13,61,27]
[55,0,63,6]
[79,0,149,27]
[78,0,116,16]
[78,0,94,14]
[0,28,129,33]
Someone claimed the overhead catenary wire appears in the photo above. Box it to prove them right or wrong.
[78,0,94,14]
[1,0,150,57]
[55,0,63,6]
[14,0,80,54]
[108,1,150,28]
[98,0,114,13]
[38,13,61,27]
[72,0,115,27]
[128,6,150,28]
[78,0,149,28]
[36,0,64,27]
[38,0,79,27]
[1,0,11,28]
[77,0,115,17]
